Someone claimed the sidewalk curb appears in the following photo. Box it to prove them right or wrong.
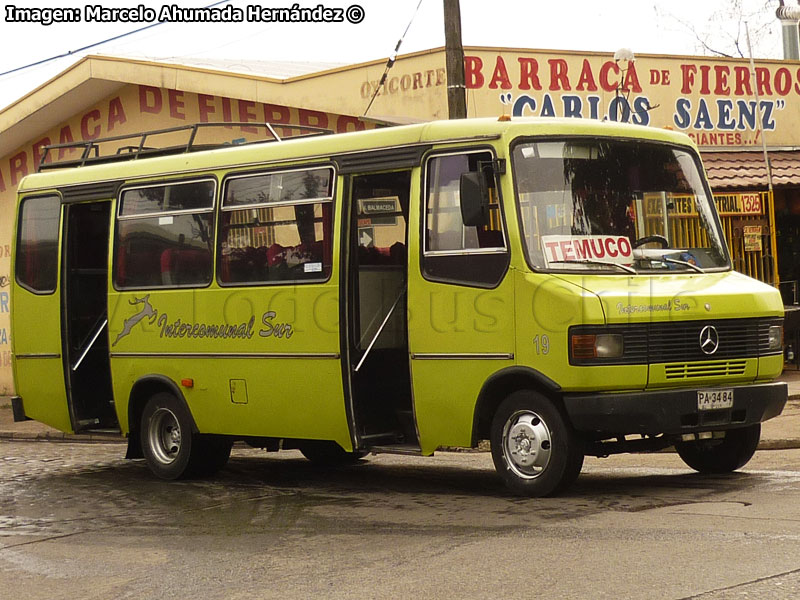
[3,396,799,448]
[0,431,798,451]
[0,431,126,443]
[758,440,800,451]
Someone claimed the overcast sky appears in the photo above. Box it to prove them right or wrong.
[0,0,790,109]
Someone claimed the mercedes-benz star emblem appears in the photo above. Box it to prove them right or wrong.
[699,325,719,355]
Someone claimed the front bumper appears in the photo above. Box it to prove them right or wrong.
[563,381,787,436]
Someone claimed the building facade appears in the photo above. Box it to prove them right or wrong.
[2,47,799,393]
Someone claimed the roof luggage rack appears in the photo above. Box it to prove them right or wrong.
[37,121,333,171]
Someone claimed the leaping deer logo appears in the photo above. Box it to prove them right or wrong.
[112,295,158,347]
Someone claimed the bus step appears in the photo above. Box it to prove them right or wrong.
[359,431,403,445]
[368,444,422,456]
[78,428,122,436]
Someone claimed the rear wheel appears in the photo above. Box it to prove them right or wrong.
[140,392,231,479]
[193,436,233,477]
[675,424,760,474]
[490,390,584,497]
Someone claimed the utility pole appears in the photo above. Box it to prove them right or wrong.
[443,0,467,119]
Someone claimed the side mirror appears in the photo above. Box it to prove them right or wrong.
[459,171,490,227]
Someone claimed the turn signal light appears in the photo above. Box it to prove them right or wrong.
[571,333,624,359]
[571,335,597,359]
[181,378,194,388]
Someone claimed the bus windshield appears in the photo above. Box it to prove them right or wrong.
[513,138,729,273]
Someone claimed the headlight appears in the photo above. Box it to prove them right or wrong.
[768,325,783,351]
[571,333,624,359]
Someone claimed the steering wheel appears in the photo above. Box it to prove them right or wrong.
[633,235,669,249]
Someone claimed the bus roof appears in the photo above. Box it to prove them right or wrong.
[17,117,697,194]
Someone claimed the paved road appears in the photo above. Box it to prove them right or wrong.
[1,441,799,599]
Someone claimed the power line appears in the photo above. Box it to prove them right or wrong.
[363,0,425,117]
[0,0,233,79]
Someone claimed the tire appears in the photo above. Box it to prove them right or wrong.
[193,436,233,477]
[298,440,366,466]
[675,424,760,474]
[140,392,231,480]
[490,390,584,497]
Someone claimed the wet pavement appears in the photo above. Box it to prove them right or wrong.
[2,373,800,598]
[1,442,800,599]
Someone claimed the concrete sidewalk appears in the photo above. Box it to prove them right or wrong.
[1,373,799,448]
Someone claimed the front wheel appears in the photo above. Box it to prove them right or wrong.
[675,424,760,474]
[490,390,584,497]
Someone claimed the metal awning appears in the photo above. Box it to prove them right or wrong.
[702,150,800,190]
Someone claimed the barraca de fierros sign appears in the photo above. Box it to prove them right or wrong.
[464,51,795,147]
[359,48,800,149]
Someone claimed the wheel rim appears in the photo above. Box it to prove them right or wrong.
[501,410,552,480]
[147,407,183,466]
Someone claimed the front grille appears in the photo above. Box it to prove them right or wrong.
[664,360,747,379]
[649,320,761,362]
[569,317,782,365]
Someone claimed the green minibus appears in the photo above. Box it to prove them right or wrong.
[10,117,787,496]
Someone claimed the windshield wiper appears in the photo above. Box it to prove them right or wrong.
[550,260,636,274]
[662,256,705,273]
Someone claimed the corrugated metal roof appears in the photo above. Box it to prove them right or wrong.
[702,150,800,189]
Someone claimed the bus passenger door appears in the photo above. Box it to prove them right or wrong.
[12,195,72,431]
[344,170,418,450]
[62,201,117,430]
[13,197,116,432]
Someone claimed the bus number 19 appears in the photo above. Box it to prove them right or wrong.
[533,334,550,355]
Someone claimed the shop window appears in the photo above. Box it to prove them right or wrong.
[218,167,334,285]
[114,180,215,289]
[16,195,61,294]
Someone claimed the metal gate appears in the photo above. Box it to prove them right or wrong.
[716,191,777,285]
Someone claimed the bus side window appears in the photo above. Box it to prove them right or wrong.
[422,151,509,287]
[114,180,215,289]
[16,194,61,294]
[218,167,334,286]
